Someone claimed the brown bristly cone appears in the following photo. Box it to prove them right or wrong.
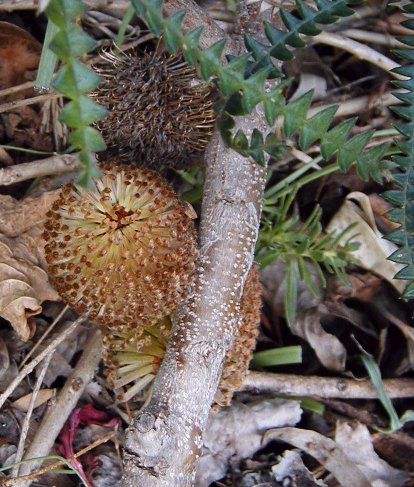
[92,50,216,168]
[43,163,198,330]
[213,264,262,408]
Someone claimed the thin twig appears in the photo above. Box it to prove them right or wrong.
[0,154,81,187]
[0,311,88,410]
[11,353,54,477]
[307,90,402,119]
[312,31,403,79]
[15,329,102,486]
[341,28,406,48]
[0,82,35,99]
[242,371,414,399]
[19,305,69,369]
[0,94,60,114]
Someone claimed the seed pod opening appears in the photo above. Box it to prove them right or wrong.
[92,50,216,168]
[43,163,198,329]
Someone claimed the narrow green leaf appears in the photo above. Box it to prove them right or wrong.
[251,345,302,367]
[360,352,402,432]
[285,258,298,326]
[35,20,59,91]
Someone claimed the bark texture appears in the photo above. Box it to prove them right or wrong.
[120,1,270,485]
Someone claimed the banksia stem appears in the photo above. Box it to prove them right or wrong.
[43,163,198,329]
[92,50,216,167]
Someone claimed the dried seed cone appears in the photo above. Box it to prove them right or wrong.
[213,264,262,408]
[93,51,216,167]
[43,164,198,328]
[103,317,171,402]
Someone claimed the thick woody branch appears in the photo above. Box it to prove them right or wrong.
[120,2,269,486]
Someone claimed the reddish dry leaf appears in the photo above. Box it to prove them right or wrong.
[0,22,41,91]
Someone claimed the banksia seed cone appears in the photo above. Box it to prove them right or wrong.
[93,50,216,167]
[213,264,262,408]
[43,163,198,328]
[103,317,171,402]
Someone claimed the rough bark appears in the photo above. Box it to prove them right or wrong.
[120,1,271,485]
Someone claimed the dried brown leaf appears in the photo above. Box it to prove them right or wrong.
[0,192,61,340]
[291,306,347,372]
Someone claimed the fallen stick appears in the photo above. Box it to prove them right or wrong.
[242,371,414,399]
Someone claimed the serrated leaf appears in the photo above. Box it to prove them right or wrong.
[402,282,414,300]
[52,60,101,98]
[218,54,250,96]
[45,0,88,28]
[182,27,203,65]
[69,127,107,152]
[59,96,107,128]
[232,129,249,151]
[199,39,226,80]
[394,265,414,280]
[320,118,356,160]
[163,11,185,53]
[241,67,270,113]
[298,105,337,150]
[284,91,313,138]
[50,24,95,61]
[337,130,374,171]
[264,85,287,126]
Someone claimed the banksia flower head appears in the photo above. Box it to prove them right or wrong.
[93,50,216,167]
[43,163,198,329]
[213,264,262,408]
[103,316,171,403]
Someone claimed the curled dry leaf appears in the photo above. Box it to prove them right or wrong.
[326,191,405,294]
[265,427,371,487]
[291,306,347,372]
[0,192,61,341]
[335,422,410,486]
